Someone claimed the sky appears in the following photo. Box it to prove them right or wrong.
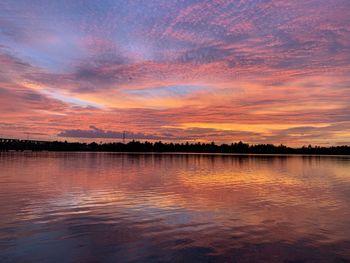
[0,0,350,146]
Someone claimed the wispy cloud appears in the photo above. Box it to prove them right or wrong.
[0,0,349,145]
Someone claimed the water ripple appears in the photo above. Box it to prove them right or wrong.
[0,152,350,262]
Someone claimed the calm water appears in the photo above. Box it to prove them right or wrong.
[0,152,350,263]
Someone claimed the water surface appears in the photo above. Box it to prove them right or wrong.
[0,152,350,262]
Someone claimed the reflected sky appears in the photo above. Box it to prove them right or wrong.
[0,152,350,262]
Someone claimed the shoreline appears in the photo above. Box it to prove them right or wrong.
[1,150,350,157]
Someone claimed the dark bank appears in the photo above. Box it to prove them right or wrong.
[1,138,350,155]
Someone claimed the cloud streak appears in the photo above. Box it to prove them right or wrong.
[58,126,167,140]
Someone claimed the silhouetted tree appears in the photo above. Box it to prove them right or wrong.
[0,138,349,155]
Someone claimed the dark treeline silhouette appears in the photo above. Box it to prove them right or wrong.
[1,138,350,155]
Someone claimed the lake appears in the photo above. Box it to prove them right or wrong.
[0,152,350,262]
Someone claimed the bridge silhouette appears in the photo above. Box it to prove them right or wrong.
[0,138,49,144]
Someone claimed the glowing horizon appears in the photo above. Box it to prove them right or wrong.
[1,0,350,146]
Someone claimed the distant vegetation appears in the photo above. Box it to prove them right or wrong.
[0,139,350,155]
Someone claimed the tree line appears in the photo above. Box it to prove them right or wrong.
[1,139,350,155]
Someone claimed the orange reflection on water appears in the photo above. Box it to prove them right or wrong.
[0,153,350,262]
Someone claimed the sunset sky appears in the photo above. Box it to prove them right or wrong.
[0,0,350,146]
